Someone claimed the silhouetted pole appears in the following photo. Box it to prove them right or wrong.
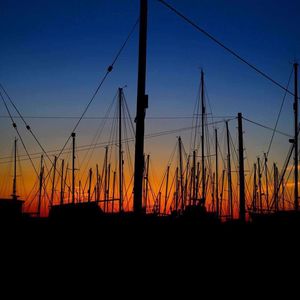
[253,163,257,211]
[226,121,233,219]
[144,154,150,212]
[12,138,17,200]
[178,137,184,211]
[220,169,225,216]
[237,113,245,221]
[133,0,148,214]
[192,150,196,205]
[264,153,269,210]
[215,129,219,217]
[60,159,64,205]
[104,146,108,211]
[175,167,179,211]
[71,132,76,204]
[294,62,298,210]
[118,88,123,212]
[37,155,44,217]
[201,70,205,202]
[274,163,279,211]
[88,168,92,202]
[50,156,57,206]
[164,166,170,214]
[107,163,111,211]
[196,162,200,201]
[79,180,81,203]
[112,171,116,212]
[258,157,263,212]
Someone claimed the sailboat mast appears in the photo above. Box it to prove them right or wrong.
[226,121,233,219]
[264,153,269,209]
[164,166,170,214]
[12,137,17,200]
[88,168,92,202]
[178,137,184,211]
[60,159,64,205]
[118,87,123,212]
[71,132,76,204]
[201,70,205,202]
[258,157,262,212]
[133,0,148,214]
[237,113,245,221]
[50,156,57,206]
[294,62,298,210]
[144,154,150,212]
[215,129,219,217]
[37,155,44,217]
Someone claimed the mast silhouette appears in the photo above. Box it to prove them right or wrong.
[238,113,245,221]
[118,88,123,212]
[133,0,148,214]
[294,62,298,210]
[71,132,76,204]
[201,70,205,203]
[215,129,219,217]
[226,121,233,219]
[37,155,44,217]
[12,138,18,200]
[50,156,57,206]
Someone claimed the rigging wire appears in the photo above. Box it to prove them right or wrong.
[242,117,292,138]
[157,0,295,97]
[266,67,294,157]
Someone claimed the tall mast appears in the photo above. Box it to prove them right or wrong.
[96,164,99,201]
[107,163,111,211]
[258,157,262,212]
[88,168,92,202]
[133,0,148,214]
[144,154,150,212]
[12,137,18,200]
[264,153,269,210]
[50,156,57,206]
[294,62,298,210]
[79,180,81,203]
[237,113,245,221]
[253,163,257,211]
[178,137,184,211]
[118,87,123,212]
[226,121,233,219]
[104,146,108,211]
[215,129,219,217]
[164,166,170,215]
[60,159,64,205]
[192,150,196,205]
[201,70,205,202]
[71,132,76,204]
[112,171,116,212]
[274,163,279,211]
[175,167,179,212]
[37,155,44,217]
[220,169,225,217]
[196,162,200,202]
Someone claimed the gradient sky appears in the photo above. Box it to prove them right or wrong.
[1,0,300,205]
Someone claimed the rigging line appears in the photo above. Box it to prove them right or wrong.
[69,17,139,136]
[0,91,39,177]
[157,0,295,97]
[266,67,294,157]
[0,84,56,168]
[0,115,237,120]
[35,17,139,185]
[0,119,234,164]
[242,117,292,138]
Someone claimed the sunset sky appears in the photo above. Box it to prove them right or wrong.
[0,0,299,213]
